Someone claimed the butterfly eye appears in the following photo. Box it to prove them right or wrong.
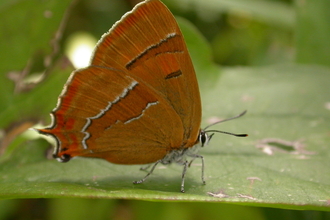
[199,131,214,147]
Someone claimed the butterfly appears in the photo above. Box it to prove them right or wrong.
[37,0,247,192]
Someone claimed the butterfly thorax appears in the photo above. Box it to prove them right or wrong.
[159,129,210,165]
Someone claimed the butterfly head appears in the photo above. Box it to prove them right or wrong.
[199,110,248,147]
[199,130,214,147]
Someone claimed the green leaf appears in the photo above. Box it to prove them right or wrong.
[2,49,330,211]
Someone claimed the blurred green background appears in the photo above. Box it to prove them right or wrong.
[0,0,330,219]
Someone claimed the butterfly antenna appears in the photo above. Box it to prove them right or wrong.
[204,110,248,137]
[205,130,247,137]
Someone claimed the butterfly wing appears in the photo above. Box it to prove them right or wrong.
[38,0,201,164]
[91,0,201,148]
[39,66,184,164]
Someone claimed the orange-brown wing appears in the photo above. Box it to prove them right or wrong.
[38,0,201,164]
[38,66,184,164]
[91,0,201,148]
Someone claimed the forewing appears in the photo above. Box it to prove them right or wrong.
[91,0,201,148]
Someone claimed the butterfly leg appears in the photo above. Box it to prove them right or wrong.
[139,164,152,171]
[180,160,189,193]
[133,160,161,184]
[180,154,205,192]
[198,155,206,185]
[188,154,205,185]
[188,158,195,167]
